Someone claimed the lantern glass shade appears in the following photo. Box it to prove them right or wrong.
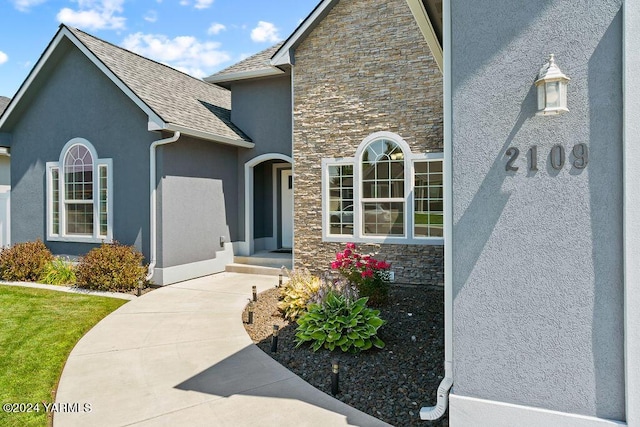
[535,55,569,116]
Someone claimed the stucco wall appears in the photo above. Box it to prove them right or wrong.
[292,0,443,284]
[8,41,153,258]
[157,135,238,268]
[451,0,624,420]
[230,76,292,243]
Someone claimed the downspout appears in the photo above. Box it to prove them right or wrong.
[420,0,453,420]
[146,131,181,282]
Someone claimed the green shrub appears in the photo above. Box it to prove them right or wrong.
[76,242,147,292]
[277,269,321,320]
[0,240,53,282]
[330,243,391,306]
[40,257,77,285]
[295,292,385,353]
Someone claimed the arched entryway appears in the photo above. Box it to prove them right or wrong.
[242,153,293,256]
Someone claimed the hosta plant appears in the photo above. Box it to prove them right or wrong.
[295,292,385,353]
[277,269,321,320]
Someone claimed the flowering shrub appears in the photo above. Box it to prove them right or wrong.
[76,242,147,292]
[0,240,53,282]
[330,243,391,306]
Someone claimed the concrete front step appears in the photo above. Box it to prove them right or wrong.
[225,263,286,276]
[233,255,292,270]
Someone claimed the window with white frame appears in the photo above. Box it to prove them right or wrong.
[322,132,443,244]
[46,138,113,242]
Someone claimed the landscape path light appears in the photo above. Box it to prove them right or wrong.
[535,54,570,116]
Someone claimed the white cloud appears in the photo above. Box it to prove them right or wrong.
[11,0,47,12]
[250,21,280,43]
[179,0,213,9]
[207,22,226,35]
[0,51,8,65]
[143,10,158,23]
[121,32,231,78]
[57,0,126,31]
[194,0,213,9]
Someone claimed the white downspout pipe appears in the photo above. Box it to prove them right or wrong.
[146,131,181,282]
[420,0,453,420]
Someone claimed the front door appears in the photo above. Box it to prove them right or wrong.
[281,169,293,248]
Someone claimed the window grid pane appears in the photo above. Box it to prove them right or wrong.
[99,165,108,237]
[328,164,354,235]
[64,144,93,236]
[414,160,444,237]
[361,139,405,236]
[362,202,404,236]
[52,168,60,235]
[66,203,93,235]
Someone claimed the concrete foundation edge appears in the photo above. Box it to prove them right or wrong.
[153,244,234,285]
[449,394,626,427]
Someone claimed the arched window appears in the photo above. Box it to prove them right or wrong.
[361,138,405,236]
[47,138,112,242]
[322,131,443,244]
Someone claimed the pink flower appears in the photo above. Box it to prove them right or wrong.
[356,261,364,268]
[377,261,390,270]
[331,261,340,269]
[361,269,374,278]
[346,243,356,250]
[344,249,352,257]
[336,253,343,261]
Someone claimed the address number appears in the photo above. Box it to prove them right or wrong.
[505,143,588,172]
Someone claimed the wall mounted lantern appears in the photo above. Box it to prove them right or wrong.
[535,54,570,116]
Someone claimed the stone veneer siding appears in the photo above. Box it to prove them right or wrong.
[292,0,443,285]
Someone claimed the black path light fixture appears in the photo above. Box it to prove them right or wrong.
[535,54,570,116]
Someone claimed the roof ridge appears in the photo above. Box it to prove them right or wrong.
[65,25,223,89]
[212,41,283,77]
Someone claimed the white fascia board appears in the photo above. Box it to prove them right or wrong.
[164,124,254,149]
[204,67,284,84]
[271,0,338,66]
[0,26,165,131]
[406,0,443,73]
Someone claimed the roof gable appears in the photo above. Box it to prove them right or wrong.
[271,0,442,73]
[205,42,285,87]
[0,25,252,147]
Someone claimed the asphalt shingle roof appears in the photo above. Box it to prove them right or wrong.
[0,97,10,117]
[68,26,250,143]
[208,42,283,80]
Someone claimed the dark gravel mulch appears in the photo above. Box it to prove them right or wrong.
[243,285,448,427]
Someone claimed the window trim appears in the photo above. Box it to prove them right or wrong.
[46,138,113,243]
[322,131,444,245]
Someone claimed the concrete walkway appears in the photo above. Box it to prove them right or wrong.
[54,272,391,427]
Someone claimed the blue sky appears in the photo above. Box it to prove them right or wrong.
[0,0,319,97]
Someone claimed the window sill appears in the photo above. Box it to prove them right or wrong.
[47,235,112,244]
[322,234,444,246]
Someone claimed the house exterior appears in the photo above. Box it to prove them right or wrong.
[0,96,12,246]
[268,0,445,286]
[0,25,291,285]
[409,0,638,425]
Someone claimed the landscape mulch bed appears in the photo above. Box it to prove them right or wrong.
[243,285,448,427]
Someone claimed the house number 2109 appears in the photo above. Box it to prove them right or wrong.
[505,144,588,172]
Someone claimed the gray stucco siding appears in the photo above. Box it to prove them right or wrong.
[9,41,154,259]
[230,76,292,242]
[157,135,238,268]
[451,0,624,420]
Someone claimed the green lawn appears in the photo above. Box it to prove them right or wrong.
[0,285,127,427]
[415,212,444,225]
